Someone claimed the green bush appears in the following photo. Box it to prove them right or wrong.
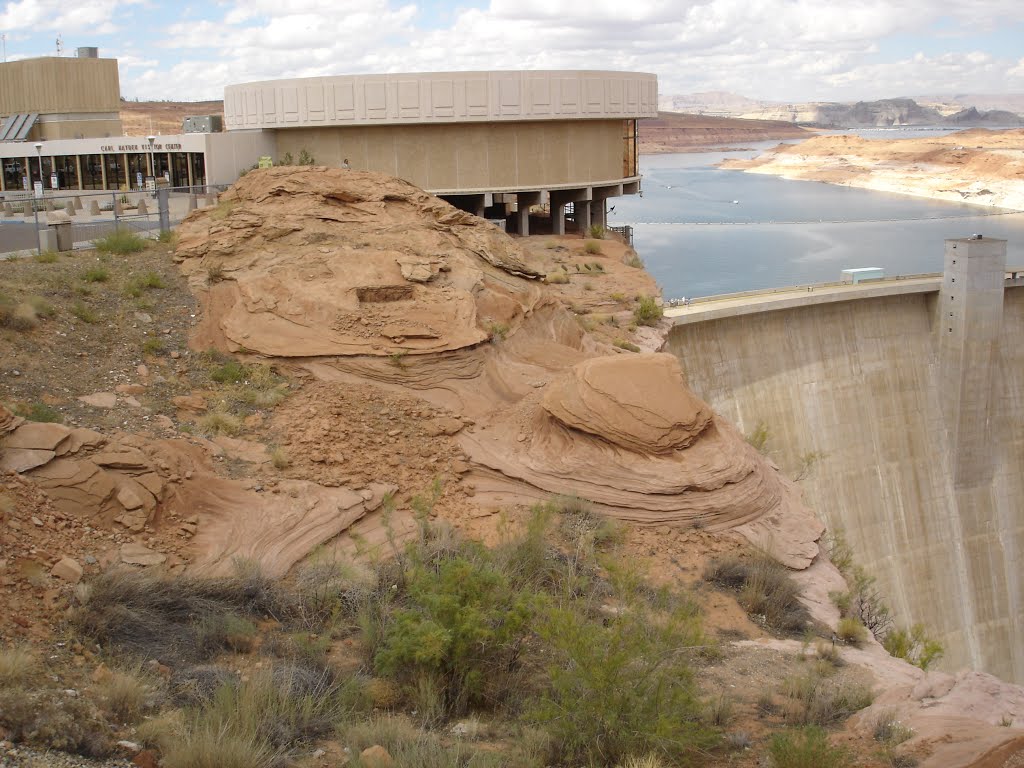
[71,302,99,323]
[18,402,63,423]
[632,296,662,326]
[373,549,535,721]
[583,240,602,255]
[81,266,110,283]
[587,224,605,239]
[34,250,59,263]
[779,669,874,726]
[883,625,944,671]
[745,421,770,453]
[124,271,166,297]
[836,617,868,646]
[94,231,146,255]
[767,726,852,768]
[532,600,715,766]
[210,360,248,384]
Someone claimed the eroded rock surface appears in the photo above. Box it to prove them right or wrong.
[175,167,544,358]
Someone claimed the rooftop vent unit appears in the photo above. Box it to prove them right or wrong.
[183,115,223,133]
[76,47,99,58]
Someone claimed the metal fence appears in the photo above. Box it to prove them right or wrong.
[0,185,229,256]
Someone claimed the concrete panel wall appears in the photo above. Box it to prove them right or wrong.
[0,58,121,116]
[225,70,657,130]
[666,289,1024,683]
[273,119,628,193]
[204,131,278,186]
[32,116,122,140]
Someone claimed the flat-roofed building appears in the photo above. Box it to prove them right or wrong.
[224,70,657,233]
[0,53,122,141]
[1,66,657,235]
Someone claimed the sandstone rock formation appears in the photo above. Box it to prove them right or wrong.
[169,169,827,569]
[175,167,544,358]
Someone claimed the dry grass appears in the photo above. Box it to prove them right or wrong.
[96,666,159,723]
[270,447,290,470]
[836,617,868,646]
[198,409,242,436]
[705,553,811,634]
[0,645,37,688]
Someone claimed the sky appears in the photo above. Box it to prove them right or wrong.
[1,0,1023,103]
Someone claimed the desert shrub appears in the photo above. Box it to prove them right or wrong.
[0,686,113,758]
[34,250,59,263]
[210,360,247,384]
[96,666,160,723]
[706,692,735,726]
[234,363,288,408]
[27,295,56,318]
[883,625,944,671]
[81,266,110,283]
[625,254,644,268]
[546,272,569,284]
[270,446,290,469]
[198,409,242,436]
[588,224,606,239]
[532,599,715,766]
[0,297,39,330]
[836,617,868,646]
[705,554,810,634]
[124,271,166,297]
[342,715,532,767]
[613,339,640,352]
[583,240,602,255]
[0,646,37,688]
[767,726,852,768]
[72,566,292,665]
[632,295,662,326]
[136,709,185,751]
[157,229,178,245]
[171,665,241,707]
[17,402,63,423]
[94,231,146,254]
[779,669,874,726]
[143,337,165,355]
[873,709,914,745]
[373,547,536,721]
[745,421,770,453]
[71,301,99,323]
[486,321,510,341]
[164,665,367,768]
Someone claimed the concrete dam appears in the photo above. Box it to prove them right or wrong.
[665,237,1024,684]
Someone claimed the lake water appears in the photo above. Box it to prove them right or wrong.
[608,142,1024,298]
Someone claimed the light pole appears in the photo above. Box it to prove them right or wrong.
[33,142,43,254]
[147,135,156,193]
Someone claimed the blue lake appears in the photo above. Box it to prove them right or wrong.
[608,144,1024,299]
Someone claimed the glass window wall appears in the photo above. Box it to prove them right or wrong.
[82,155,104,190]
[189,153,206,188]
[103,154,125,190]
[53,156,78,190]
[3,158,25,191]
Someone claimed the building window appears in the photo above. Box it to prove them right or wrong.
[189,153,206,188]
[126,154,148,188]
[3,158,25,190]
[103,154,125,189]
[171,153,189,187]
[82,155,104,189]
[53,155,79,190]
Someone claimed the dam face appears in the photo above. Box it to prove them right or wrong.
[666,238,1024,683]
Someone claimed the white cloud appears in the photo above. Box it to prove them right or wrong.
[78,0,1024,102]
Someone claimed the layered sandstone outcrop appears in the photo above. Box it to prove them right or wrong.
[175,167,544,358]
[169,168,827,569]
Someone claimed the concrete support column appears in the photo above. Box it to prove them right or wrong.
[514,191,541,236]
[75,155,83,190]
[576,199,592,234]
[551,199,566,235]
[592,201,607,229]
